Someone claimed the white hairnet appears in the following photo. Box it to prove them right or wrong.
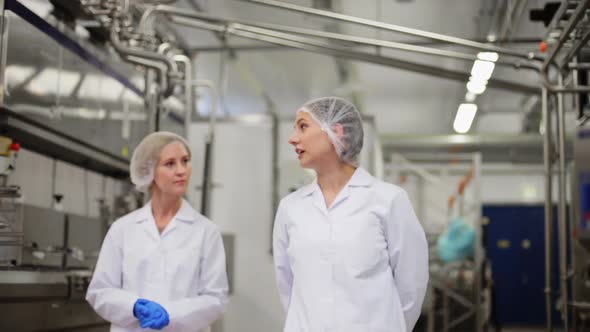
[129,131,191,192]
[298,97,364,166]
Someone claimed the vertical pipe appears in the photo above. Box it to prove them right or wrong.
[0,0,7,106]
[192,80,217,217]
[571,58,581,332]
[61,214,69,270]
[542,86,554,332]
[473,153,483,331]
[200,141,212,217]
[427,285,435,332]
[172,54,193,139]
[443,290,449,332]
[557,73,569,331]
[270,106,279,253]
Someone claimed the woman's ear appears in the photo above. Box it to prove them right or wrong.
[332,123,345,140]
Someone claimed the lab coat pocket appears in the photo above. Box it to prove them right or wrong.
[122,247,153,286]
[347,218,387,277]
[167,247,200,297]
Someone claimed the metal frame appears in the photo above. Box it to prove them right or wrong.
[388,152,484,332]
[538,2,590,330]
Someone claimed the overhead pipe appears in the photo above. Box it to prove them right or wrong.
[140,5,539,72]
[110,19,177,97]
[542,0,590,72]
[123,55,167,92]
[123,55,167,131]
[540,1,590,93]
[168,16,538,94]
[238,0,543,61]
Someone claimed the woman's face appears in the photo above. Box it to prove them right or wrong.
[288,111,339,169]
[153,141,191,197]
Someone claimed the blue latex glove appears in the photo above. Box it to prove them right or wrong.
[133,298,170,330]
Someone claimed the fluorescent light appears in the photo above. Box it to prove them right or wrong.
[466,78,487,94]
[79,75,124,101]
[465,92,477,102]
[27,69,80,96]
[122,90,144,105]
[110,111,147,121]
[163,96,184,113]
[101,77,124,101]
[453,103,478,134]
[471,60,495,80]
[5,65,35,88]
[59,107,107,120]
[477,52,499,62]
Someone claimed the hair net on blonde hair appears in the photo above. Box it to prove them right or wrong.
[298,97,364,166]
[130,131,191,192]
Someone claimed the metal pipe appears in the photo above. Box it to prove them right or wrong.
[239,0,543,61]
[568,63,590,70]
[124,55,167,95]
[541,71,590,93]
[146,5,537,71]
[245,21,533,70]
[191,79,218,217]
[560,26,590,69]
[542,86,554,332]
[110,19,178,80]
[170,17,539,94]
[192,80,218,154]
[556,73,569,332]
[233,22,539,93]
[542,0,590,72]
[172,54,193,138]
[542,0,571,41]
[157,42,174,55]
[473,152,483,331]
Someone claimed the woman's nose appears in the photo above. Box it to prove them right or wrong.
[288,132,298,145]
[176,163,187,174]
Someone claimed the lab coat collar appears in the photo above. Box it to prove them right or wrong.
[347,167,376,187]
[299,167,375,197]
[134,199,196,224]
[300,181,320,197]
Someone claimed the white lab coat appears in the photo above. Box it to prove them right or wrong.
[273,167,428,332]
[86,199,228,332]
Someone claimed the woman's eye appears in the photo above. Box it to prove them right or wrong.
[165,161,175,167]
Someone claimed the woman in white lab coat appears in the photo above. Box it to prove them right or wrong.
[273,97,429,332]
[86,132,228,332]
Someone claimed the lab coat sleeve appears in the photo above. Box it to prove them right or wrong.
[273,200,293,312]
[164,225,229,331]
[386,191,429,332]
[85,223,139,327]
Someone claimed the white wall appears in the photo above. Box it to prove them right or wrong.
[8,148,125,218]
[189,119,285,332]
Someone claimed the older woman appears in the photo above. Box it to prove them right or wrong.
[86,131,228,332]
[273,97,429,332]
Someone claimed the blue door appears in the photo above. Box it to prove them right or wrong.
[483,205,563,327]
